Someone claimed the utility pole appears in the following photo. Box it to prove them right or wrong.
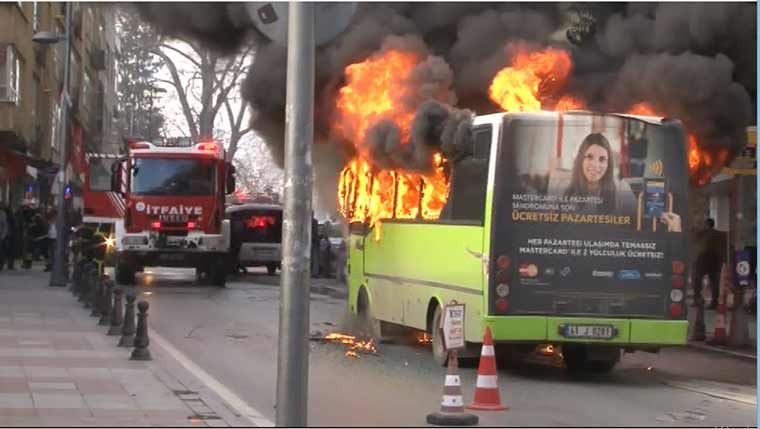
[275,2,314,427]
[33,3,72,287]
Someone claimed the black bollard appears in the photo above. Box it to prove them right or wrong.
[107,287,124,336]
[69,261,78,294]
[88,270,102,316]
[77,263,93,303]
[118,294,137,347]
[130,300,151,360]
[98,280,113,326]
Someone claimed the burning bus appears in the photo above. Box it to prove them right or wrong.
[343,111,690,371]
[337,46,694,371]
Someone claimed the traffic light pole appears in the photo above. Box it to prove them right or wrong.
[276,2,315,427]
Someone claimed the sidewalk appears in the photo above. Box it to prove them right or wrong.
[687,305,757,361]
[0,265,254,427]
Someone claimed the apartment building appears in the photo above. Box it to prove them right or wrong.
[0,2,122,210]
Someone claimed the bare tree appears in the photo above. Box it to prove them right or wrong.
[115,10,166,140]
[233,134,284,198]
[149,38,253,159]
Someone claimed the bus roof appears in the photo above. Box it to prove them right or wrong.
[473,110,669,127]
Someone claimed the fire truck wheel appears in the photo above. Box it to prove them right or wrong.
[209,261,227,287]
[115,262,135,285]
[430,306,448,367]
[266,263,277,276]
[195,268,208,283]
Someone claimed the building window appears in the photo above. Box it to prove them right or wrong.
[0,45,21,104]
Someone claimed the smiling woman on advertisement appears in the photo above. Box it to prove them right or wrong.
[563,133,624,212]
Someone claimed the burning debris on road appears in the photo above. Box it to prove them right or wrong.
[311,332,378,358]
[132,2,755,216]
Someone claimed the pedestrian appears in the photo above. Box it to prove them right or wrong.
[45,209,57,272]
[311,219,320,278]
[318,232,332,278]
[4,206,15,270]
[0,205,7,271]
[693,218,725,310]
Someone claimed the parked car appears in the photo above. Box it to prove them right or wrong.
[225,203,283,275]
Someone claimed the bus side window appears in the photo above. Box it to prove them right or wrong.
[442,126,491,223]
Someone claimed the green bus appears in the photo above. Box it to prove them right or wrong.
[345,111,690,371]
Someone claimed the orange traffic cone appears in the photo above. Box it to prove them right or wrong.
[467,326,508,411]
[426,351,478,426]
[708,264,730,346]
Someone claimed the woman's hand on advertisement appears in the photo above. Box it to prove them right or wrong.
[660,212,682,232]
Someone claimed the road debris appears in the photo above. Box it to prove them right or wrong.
[310,332,377,358]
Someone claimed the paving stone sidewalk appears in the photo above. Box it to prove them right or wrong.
[0,265,252,427]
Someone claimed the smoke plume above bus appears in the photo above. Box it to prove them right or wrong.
[132,2,755,215]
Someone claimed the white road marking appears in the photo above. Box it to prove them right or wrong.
[664,379,757,405]
[149,328,275,427]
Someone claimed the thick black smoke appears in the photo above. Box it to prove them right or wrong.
[132,2,756,214]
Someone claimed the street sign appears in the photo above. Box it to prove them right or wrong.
[441,302,465,352]
[246,2,357,47]
[735,250,752,288]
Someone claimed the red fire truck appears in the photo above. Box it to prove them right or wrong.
[81,152,125,264]
[110,139,236,286]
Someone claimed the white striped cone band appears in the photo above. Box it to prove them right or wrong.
[480,345,495,357]
[445,375,460,386]
[475,375,498,389]
[441,395,464,408]
[714,314,725,329]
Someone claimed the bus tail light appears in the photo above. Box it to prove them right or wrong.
[495,297,509,314]
[671,275,685,288]
[151,221,161,230]
[247,215,276,229]
[672,261,685,274]
[187,221,197,229]
[669,303,682,318]
[497,255,511,270]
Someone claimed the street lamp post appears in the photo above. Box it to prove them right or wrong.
[33,2,72,287]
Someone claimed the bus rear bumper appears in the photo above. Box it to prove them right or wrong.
[483,316,687,346]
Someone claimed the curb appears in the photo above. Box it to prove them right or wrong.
[686,341,757,362]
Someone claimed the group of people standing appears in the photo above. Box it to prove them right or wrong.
[0,203,58,272]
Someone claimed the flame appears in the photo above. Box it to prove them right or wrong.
[336,49,420,150]
[417,332,433,344]
[489,47,576,112]
[625,102,728,186]
[336,49,450,235]
[324,332,377,357]
[555,96,585,112]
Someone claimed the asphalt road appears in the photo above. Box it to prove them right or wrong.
[116,267,757,427]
